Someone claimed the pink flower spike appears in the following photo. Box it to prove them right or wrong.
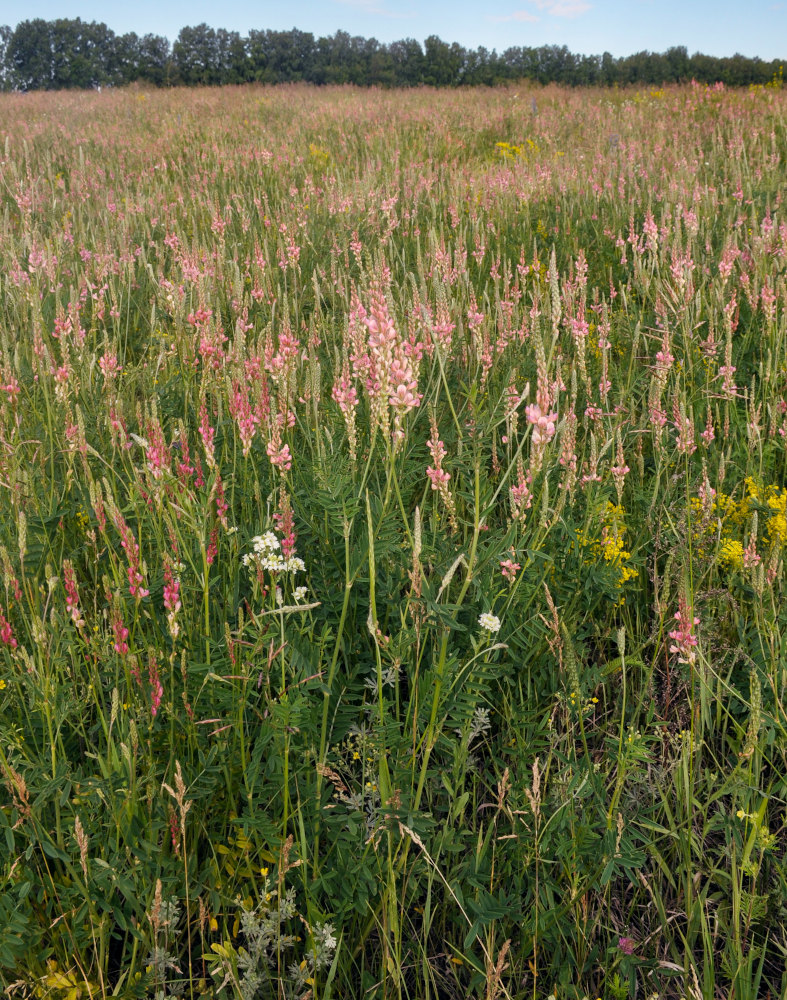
[500,557,521,583]
[0,606,17,649]
[668,598,700,664]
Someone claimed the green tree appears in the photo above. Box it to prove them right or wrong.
[389,38,424,86]
[216,29,249,84]
[664,44,689,82]
[0,25,11,91]
[174,24,221,85]
[423,35,464,86]
[7,19,53,90]
[49,19,113,89]
[247,28,315,83]
[139,33,172,86]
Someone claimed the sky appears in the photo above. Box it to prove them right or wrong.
[2,0,787,61]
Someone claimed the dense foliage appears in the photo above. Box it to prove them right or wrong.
[0,18,785,92]
[0,81,787,999]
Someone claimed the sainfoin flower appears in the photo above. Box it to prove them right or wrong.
[479,612,501,633]
[426,434,450,490]
[356,285,422,442]
[525,403,558,447]
[668,598,700,664]
[0,606,17,649]
[112,611,129,656]
[114,512,149,599]
[499,557,521,583]
[266,438,292,471]
[63,559,84,627]
[163,559,181,639]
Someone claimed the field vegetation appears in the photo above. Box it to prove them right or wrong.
[0,81,786,999]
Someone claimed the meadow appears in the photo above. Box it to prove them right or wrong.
[0,79,786,999]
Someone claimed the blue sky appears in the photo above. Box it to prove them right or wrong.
[3,0,786,60]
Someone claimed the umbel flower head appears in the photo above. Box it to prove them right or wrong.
[478,612,501,634]
[243,531,305,573]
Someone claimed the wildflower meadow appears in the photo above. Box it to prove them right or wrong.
[1,80,787,999]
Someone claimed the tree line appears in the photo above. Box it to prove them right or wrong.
[0,19,783,92]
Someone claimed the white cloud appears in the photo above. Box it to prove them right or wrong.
[332,0,413,17]
[532,0,591,17]
[490,0,590,23]
[489,9,541,22]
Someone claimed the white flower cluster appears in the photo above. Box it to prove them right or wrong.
[478,612,501,633]
[242,530,306,574]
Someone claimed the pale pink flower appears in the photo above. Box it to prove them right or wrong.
[743,536,761,569]
[525,403,558,448]
[63,560,84,627]
[425,422,457,530]
[426,465,450,489]
[701,408,715,446]
[510,469,533,522]
[98,352,121,380]
[500,557,521,583]
[267,439,292,471]
[163,559,181,640]
[199,401,216,467]
[668,599,700,665]
[112,611,129,656]
[426,434,450,490]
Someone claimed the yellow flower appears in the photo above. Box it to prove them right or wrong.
[576,503,637,599]
[718,539,744,570]
[769,512,787,545]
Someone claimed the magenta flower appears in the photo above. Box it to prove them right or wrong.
[0,607,17,650]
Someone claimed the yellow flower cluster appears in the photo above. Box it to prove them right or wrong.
[736,479,787,544]
[576,503,638,599]
[689,478,787,573]
[495,138,538,160]
[750,67,783,93]
[750,479,787,546]
[585,322,602,361]
[689,490,736,525]
[718,538,744,570]
[308,143,331,168]
[495,140,524,159]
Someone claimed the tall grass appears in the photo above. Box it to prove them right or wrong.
[0,80,786,999]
